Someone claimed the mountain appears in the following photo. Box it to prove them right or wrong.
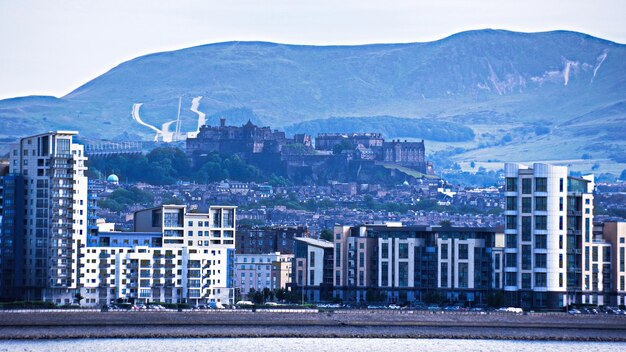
[1,29,625,172]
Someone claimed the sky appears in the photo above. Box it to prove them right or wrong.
[0,0,624,100]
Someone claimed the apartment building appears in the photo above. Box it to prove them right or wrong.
[81,205,236,306]
[293,237,334,302]
[0,131,88,304]
[234,252,293,295]
[503,163,596,309]
[602,222,626,306]
[333,223,503,304]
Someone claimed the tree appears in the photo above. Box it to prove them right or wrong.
[320,228,334,242]
[332,139,353,155]
[439,220,452,227]
[620,169,626,181]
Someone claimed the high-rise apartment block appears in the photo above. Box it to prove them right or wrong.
[0,132,88,303]
[503,163,598,309]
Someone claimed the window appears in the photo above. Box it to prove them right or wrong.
[399,262,408,287]
[535,216,547,230]
[441,243,448,260]
[535,177,547,192]
[505,272,517,286]
[458,263,468,288]
[398,243,408,259]
[381,262,389,286]
[440,263,448,288]
[559,197,564,211]
[335,244,341,267]
[359,252,364,268]
[522,178,532,194]
[559,178,564,192]
[535,273,547,287]
[535,197,547,211]
[309,251,315,267]
[506,234,517,248]
[522,273,531,289]
[506,215,517,230]
[458,244,468,260]
[521,217,532,241]
[506,196,517,211]
[522,197,531,213]
[381,243,389,259]
[506,178,517,192]
[505,253,517,268]
[522,245,532,270]
[535,253,547,268]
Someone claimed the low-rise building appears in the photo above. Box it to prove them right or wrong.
[234,252,293,295]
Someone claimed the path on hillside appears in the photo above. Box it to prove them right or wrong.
[131,103,162,142]
[188,96,206,138]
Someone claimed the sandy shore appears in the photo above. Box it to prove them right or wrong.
[0,310,625,341]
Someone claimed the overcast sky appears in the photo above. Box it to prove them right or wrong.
[1,0,624,99]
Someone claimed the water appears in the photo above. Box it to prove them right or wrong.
[0,338,624,352]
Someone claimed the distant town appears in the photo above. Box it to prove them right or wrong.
[1,125,626,314]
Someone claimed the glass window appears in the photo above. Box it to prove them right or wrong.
[506,215,517,230]
[458,263,468,288]
[535,177,547,192]
[535,216,547,230]
[398,243,409,259]
[522,245,532,270]
[381,243,389,259]
[535,197,547,211]
[458,244,468,260]
[441,243,448,260]
[535,253,547,268]
[522,178,532,194]
[506,178,517,192]
[522,197,531,213]
[521,217,532,241]
[506,196,517,211]
[535,272,547,287]
[522,273,531,289]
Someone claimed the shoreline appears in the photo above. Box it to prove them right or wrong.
[1,311,625,342]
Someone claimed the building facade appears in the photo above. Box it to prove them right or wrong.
[503,163,597,309]
[333,223,503,304]
[1,131,88,304]
[602,222,626,306]
[236,225,309,254]
[81,205,237,306]
[234,252,293,295]
[293,237,334,302]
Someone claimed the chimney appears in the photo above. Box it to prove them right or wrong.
[220,117,226,127]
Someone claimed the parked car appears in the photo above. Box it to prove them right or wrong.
[568,309,582,315]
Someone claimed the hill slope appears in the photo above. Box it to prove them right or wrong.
[0,29,625,169]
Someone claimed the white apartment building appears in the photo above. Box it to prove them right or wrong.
[7,131,88,304]
[503,163,594,309]
[234,252,293,295]
[81,205,236,306]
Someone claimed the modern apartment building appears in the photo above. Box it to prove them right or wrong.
[234,252,293,295]
[293,237,334,302]
[503,163,596,309]
[0,131,88,304]
[602,222,626,306]
[81,205,237,306]
[333,223,504,304]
